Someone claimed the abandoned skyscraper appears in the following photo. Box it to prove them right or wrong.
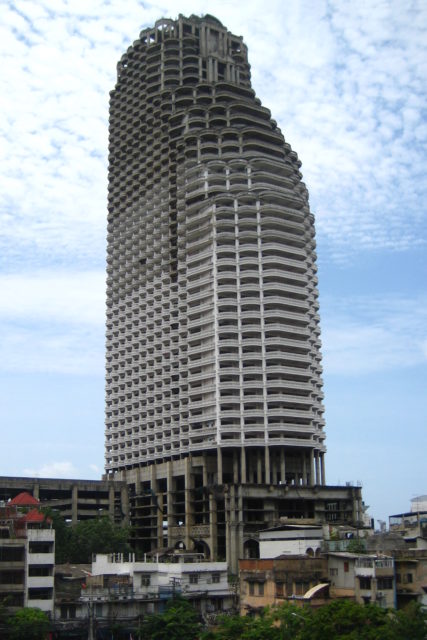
[105,14,360,568]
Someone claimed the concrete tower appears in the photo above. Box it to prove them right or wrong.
[105,15,333,565]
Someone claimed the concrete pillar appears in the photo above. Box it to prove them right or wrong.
[121,485,130,525]
[167,461,174,542]
[209,493,218,559]
[184,457,193,549]
[71,485,78,525]
[157,493,164,548]
[264,446,270,484]
[320,453,326,485]
[241,447,246,483]
[310,450,315,486]
[202,453,208,487]
[280,448,286,483]
[257,451,262,484]
[315,451,320,485]
[108,485,115,521]
[217,447,223,485]
[33,483,39,500]
[302,452,307,486]
[233,450,239,483]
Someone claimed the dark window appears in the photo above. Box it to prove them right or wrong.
[28,587,53,600]
[344,562,349,573]
[275,582,284,596]
[60,604,76,619]
[406,573,413,584]
[28,541,53,554]
[359,577,371,590]
[258,582,264,596]
[28,566,52,577]
[248,581,255,596]
[212,572,220,584]
[189,573,199,584]
[295,581,310,595]
[377,577,393,590]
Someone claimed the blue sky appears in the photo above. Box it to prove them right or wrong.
[0,0,426,525]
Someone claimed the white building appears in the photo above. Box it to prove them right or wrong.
[0,492,55,616]
[259,524,323,558]
[78,552,234,629]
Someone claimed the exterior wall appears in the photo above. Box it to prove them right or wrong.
[259,527,323,558]
[0,521,55,616]
[0,539,26,609]
[79,553,234,629]
[328,554,395,608]
[393,549,427,608]
[25,529,55,614]
[239,557,328,614]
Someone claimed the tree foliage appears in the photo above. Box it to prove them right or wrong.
[140,596,201,640]
[8,607,50,640]
[205,600,427,640]
[45,511,131,563]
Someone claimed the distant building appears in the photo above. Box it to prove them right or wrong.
[259,523,324,558]
[67,551,234,634]
[328,553,395,608]
[0,492,55,617]
[239,556,329,614]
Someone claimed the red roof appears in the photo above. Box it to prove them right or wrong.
[9,492,40,506]
[21,509,46,523]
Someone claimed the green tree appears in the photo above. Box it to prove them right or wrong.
[390,601,427,640]
[8,607,50,640]
[140,596,201,640]
[45,512,131,563]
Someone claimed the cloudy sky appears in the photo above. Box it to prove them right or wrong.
[1,0,426,524]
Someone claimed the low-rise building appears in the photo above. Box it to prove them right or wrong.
[328,553,395,608]
[53,551,234,635]
[0,492,55,617]
[239,556,328,614]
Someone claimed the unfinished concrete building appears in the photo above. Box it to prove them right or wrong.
[105,14,362,570]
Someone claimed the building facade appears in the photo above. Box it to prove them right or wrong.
[0,493,55,618]
[104,14,364,568]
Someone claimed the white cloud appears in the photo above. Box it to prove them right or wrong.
[0,270,105,325]
[23,461,78,478]
[322,294,427,375]
[0,0,426,270]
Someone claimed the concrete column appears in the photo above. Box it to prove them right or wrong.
[167,461,174,542]
[320,453,326,485]
[184,457,193,549]
[33,483,40,500]
[217,447,223,485]
[157,493,164,548]
[241,447,246,483]
[302,452,307,486]
[202,453,207,487]
[121,485,130,525]
[108,485,115,521]
[315,451,320,485]
[310,450,315,486]
[264,446,270,484]
[257,451,262,484]
[280,448,286,484]
[71,485,78,525]
[233,450,239,483]
[209,493,217,559]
